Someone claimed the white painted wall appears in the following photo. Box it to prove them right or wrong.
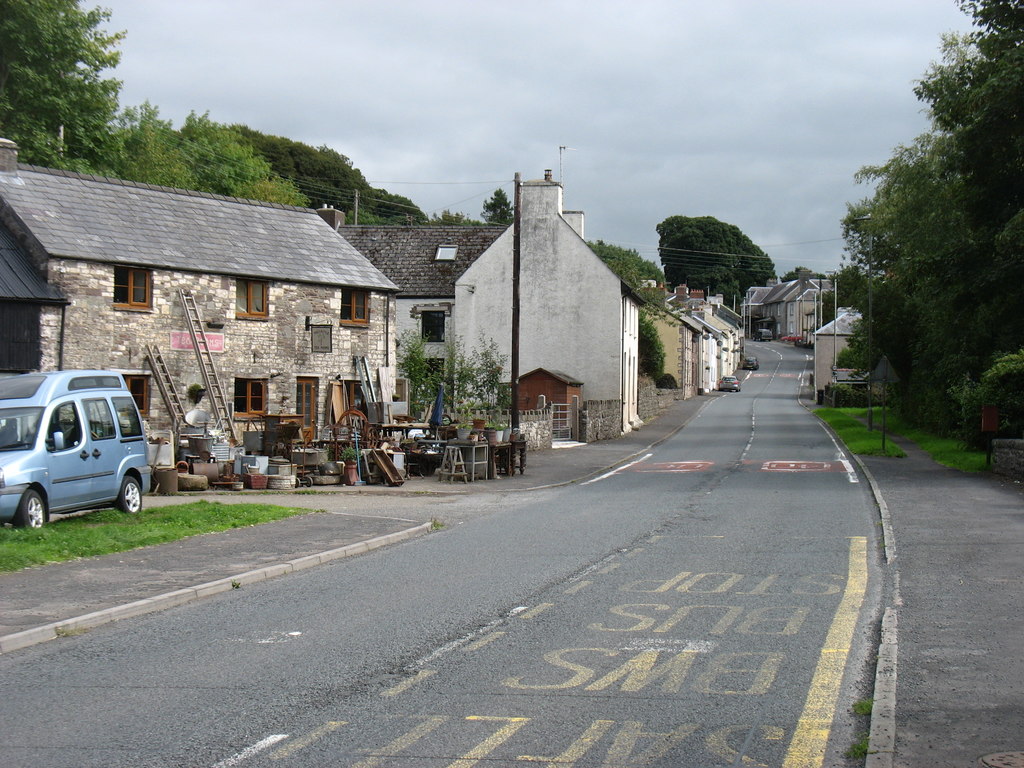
[454,177,637,425]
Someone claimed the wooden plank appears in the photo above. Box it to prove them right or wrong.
[369,449,404,486]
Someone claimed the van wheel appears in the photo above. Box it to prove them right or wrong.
[14,490,46,528]
[117,476,143,515]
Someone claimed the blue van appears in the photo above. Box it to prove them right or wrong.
[0,370,152,528]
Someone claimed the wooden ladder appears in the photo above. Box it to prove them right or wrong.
[437,445,469,483]
[144,344,187,431]
[179,289,237,442]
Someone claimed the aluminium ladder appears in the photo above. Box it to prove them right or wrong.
[179,289,237,442]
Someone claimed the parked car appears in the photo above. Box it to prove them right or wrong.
[0,370,151,528]
[718,375,741,392]
[743,356,759,370]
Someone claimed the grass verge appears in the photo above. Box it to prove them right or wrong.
[814,408,906,457]
[816,407,988,471]
[0,501,314,572]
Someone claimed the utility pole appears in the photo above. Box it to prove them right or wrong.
[511,173,522,434]
[854,215,874,430]
[354,190,360,225]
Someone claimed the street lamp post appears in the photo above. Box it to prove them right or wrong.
[854,215,874,430]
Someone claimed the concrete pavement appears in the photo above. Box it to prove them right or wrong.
[857,433,1024,768]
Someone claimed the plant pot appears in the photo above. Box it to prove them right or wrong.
[484,427,498,446]
[456,427,471,440]
[344,459,359,486]
[472,418,486,431]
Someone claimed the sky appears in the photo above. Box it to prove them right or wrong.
[98,0,976,279]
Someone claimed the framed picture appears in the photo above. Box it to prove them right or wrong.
[310,325,332,354]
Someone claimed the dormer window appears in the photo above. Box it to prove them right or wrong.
[435,245,458,261]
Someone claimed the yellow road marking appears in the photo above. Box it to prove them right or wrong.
[519,603,554,619]
[564,580,592,594]
[783,537,867,767]
[447,717,529,768]
[269,721,345,759]
[464,631,505,651]
[352,716,447,768]
[381,669,436,698]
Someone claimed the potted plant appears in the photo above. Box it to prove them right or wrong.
[340,446,360,485]
[186,383,207,404]
[455,404,473,440]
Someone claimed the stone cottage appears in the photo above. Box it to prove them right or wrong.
[0,139,397,439]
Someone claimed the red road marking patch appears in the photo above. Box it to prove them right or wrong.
[633,461,714,473]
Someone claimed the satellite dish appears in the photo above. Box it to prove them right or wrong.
[184,408,211,427]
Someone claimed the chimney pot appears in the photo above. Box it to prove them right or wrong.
[316,206,345,231]
[0,138,18,173]
[544,169,553,181]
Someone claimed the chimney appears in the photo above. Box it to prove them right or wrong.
[0,138,18,173]
[544,169,553,181]
[316,205,345,231]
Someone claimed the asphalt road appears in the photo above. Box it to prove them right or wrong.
[0,345,882,767]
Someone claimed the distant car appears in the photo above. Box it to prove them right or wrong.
[743,356,759,370]
[718,375,741,392]
[781,335,802,343]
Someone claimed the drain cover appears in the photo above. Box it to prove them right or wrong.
[980,754,1024,768]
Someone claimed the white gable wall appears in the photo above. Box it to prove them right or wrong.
[455,178,635,424]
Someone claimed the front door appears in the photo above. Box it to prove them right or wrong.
[296,378,318,440]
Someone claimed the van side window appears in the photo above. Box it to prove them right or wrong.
[112,396,143,438]
[84,398,117,440]
[48,402,82,451]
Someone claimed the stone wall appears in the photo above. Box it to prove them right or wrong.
[992,439,1024,481]
[580,399,622,443]
[47,259,395,433]
[517,408,552,451]
[638,377,676,423]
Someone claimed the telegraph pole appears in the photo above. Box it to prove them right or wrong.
[511,173,521,433]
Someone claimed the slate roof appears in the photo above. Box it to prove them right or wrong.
[815,309,861,336]
[340,225,507,298]
[0,165,397,291]
[0,224,66,303]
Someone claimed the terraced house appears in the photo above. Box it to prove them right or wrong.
[0,139,397,439]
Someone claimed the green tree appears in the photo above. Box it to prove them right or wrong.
[234,126,427,223]
[589,240,667,379]
[0,0,124,170]
[429,209,485,226]
[847,0,1024,436]
[481,188,513,225]
[656,215,775,305]
[105,101,194,188]
[102,109,305,205]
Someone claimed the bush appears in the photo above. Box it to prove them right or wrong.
[827,384,868,408]
[951,348,1024,447]
[656,373,678,389]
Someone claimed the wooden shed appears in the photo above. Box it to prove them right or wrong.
[517,368,583,409]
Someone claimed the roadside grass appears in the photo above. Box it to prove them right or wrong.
[816,407,988,472]
[814,408,906,457]
[0,501,314,572]
[882,412,989,472]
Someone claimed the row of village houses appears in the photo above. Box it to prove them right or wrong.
[0,138,847,446]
